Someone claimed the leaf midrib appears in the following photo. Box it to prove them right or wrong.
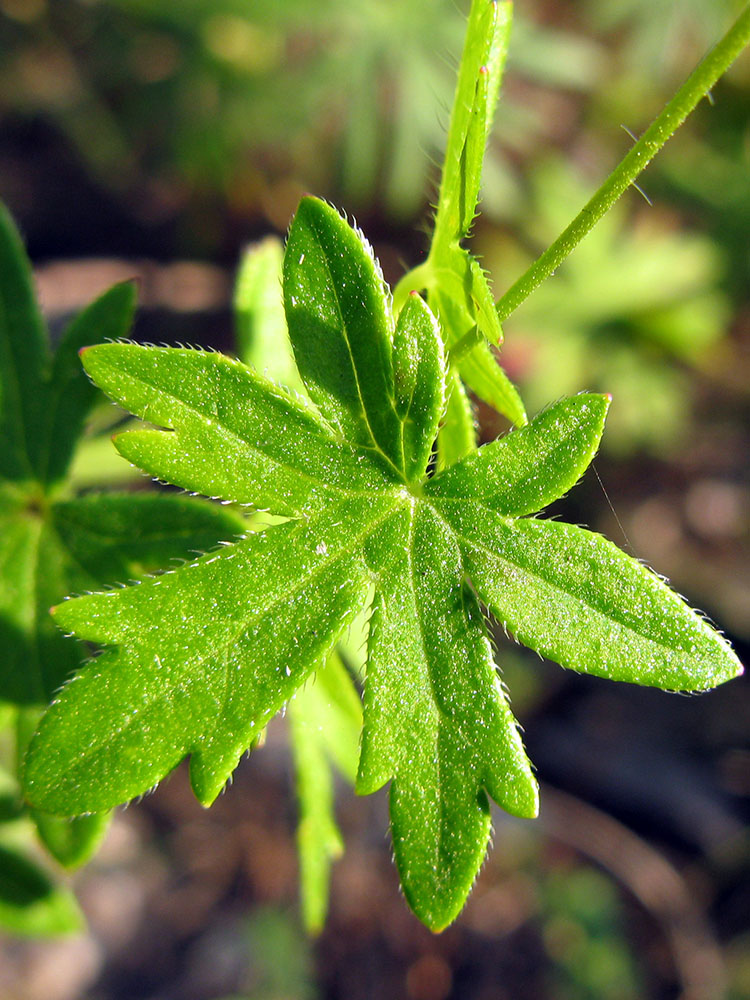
[404,501,448,728]
[443,502,715,661]
[398,499,487,892]
[404,501,447,874]
[110,363,402,503]
[305,220,403,480]
[427,419,591,508]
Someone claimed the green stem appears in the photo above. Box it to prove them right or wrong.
[495,3,750,322]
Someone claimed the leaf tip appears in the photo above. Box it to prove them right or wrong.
[414,895,467,935]
[426,919,450,935]
[524,784,541,820]
[295,192,322,216]
[727,655,744,681]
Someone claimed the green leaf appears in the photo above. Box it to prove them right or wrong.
[81,345,395,516]
[0,203,50,484]
[434,249,503,348]
[0,201,231,723]
[0,491,247,708]
[234,236,305,394]
[50,493,247,586]
[457,340,527,429]
[0,501,44,702]
[441,502,743,691]
[0,843,83,936]
[392,292,445,482]
[0,501,80,706]
[43,282,136,486]
[429,251,526,427]
[23,197,743,934]
[0,204,137,490]
[0,201,257,919]
[390,1,524,438]
[433,0,512,248]
[26,498,392,814]
[289,652,361,933]
[437,367,476,471]
[304,651,362,784]
[289,696,343,935]
[31,810,110,870]
[283,197,402,469]
[427,394,609,516]
[358,501,536,931]
[0,210,248,712]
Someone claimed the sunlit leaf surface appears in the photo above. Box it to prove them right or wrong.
[25,197,742,931]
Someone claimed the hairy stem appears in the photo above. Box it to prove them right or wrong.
[495,3,750,322]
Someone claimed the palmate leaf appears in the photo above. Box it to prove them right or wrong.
[24,197,742,931]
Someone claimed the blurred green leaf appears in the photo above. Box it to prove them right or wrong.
[235,236,304,393]
[289,652,361,933]
[585,0,741,78]
[543,866,642,1000]
[44,283,137,486]
[30,810,110,870]
[0,843,84,936]
[437,367,476,470]
[243,907,318,1000]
